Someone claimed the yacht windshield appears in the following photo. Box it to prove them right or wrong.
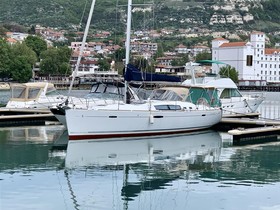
[220,88,242,98]
[87,83,125,100]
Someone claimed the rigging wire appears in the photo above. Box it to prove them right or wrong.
[67,0,96,100]
[62,0,89,81]
[79,0,89,32]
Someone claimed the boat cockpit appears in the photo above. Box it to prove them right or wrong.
[85,82,142,101]
[149,86,221,107]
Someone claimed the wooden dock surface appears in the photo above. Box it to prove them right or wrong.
[229,126,280,135]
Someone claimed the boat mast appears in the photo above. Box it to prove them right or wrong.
[67,0,96,98]
[124,0,132,104]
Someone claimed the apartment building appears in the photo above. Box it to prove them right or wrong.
[212,31,280,84]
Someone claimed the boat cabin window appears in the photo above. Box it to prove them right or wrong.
[154,105,181,110]
[150,89,183,101]
[28,88,41,99]
[11,86,26,99]
[220,88,242,98]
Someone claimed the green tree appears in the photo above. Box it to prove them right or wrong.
[153,43,164,59]
[133,57,149,70]
[24,35,47,59]
[0,39,11,78]
[0,27,8,37]
[10,57,33,82]
[171,54,189,66]
[9,42,37,82]
[219,65,239,83]
[98,58,110,71]
[112,48,125,62]
[195,52,212,62]
[40,46,72,75]
[28,25,36,35]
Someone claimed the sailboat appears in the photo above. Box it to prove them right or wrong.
[64,0,222,140]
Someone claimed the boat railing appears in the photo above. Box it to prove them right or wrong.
[66,94,124,109]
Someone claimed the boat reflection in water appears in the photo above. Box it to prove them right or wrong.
[65,130,222,168]
[0,125,65,171]
[65,130,222,207]
[5,125,65,143]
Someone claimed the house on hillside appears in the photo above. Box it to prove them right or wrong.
[130,42,158,54]
[156,56,179,66]
[6,37,17,45]
[70,59,99,77]
[6,32,28,43]
[175,44,189,54]
[155,65,185,76]
[192,45,211,57]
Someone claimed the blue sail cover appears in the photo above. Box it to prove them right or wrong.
[124,64,181,82]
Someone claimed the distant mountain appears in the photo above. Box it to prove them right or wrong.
[0,0,280,33]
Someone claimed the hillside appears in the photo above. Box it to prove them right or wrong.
[0,0,280,33]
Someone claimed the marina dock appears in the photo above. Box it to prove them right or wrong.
[0,108,58,127]
[216,116,280,131]
[0,106,280,146]
[212,111,280,145]
[228,126,280,145]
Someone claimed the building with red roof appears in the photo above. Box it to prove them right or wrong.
[212,31,279,84]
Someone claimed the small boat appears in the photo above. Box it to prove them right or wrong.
[6,82,66,109]
[205,78,265,115]
[182,61,265,115]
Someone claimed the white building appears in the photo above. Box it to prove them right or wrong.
[175,44,189,54]
[192,45,211,57]
[6,32,28,43]
[130,42,158,54]
[212,31,280,84]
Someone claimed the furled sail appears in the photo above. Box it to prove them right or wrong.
[124,64,181,82]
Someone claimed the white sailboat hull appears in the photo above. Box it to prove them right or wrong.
[66,105,222,140]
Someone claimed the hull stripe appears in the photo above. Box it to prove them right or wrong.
[69,127,211,140]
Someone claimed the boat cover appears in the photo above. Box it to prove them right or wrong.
[124,64,181,82]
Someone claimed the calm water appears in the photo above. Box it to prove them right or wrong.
[0,91,280,210]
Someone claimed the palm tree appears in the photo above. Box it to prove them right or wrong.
[219,65,239,83]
